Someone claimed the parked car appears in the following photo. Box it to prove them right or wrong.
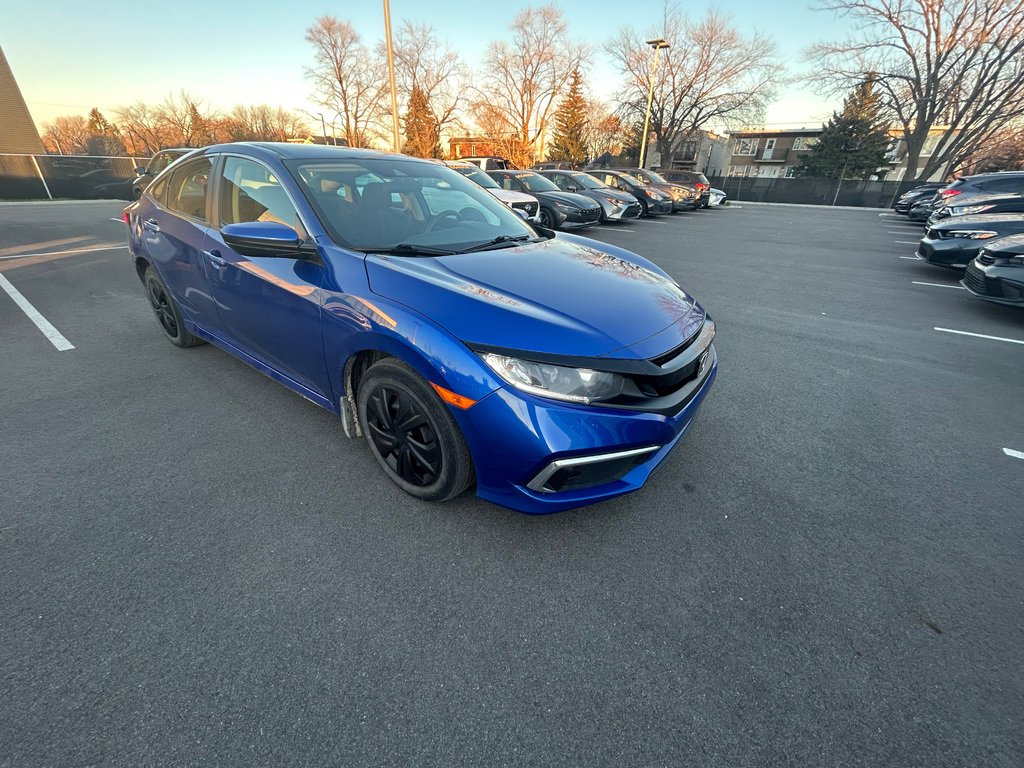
[536,170,642,222]
[962,234,1024,307]
[445,160,540,222]
[928,192,1024,224]
[131,148,193,199]
[588,170,674,216]
[708,188,727,207]
[124,142,718,514]
[459,156,516,171]
[486,169,602,228]
[893,183,944,214]
[532,161,577,171]
[936,171,1024,207]
[606,168,697,212]
[916,214,1024,269]
[659,170,712,207]
[908,196,942,222]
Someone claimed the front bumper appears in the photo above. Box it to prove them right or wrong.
[671,198,699,212]
[645,199,673,216]
[602,200,643,221]
[558,206,602,227]
[917,237,976,269]
[961,262,1024,306]
[457,346,718,513]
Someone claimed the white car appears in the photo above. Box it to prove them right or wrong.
[445,161,541,223]
[708,188,727,207]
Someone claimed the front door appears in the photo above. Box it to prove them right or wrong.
[763,138,777,161]
[203,155,330,398]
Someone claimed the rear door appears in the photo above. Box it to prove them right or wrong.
[202,154,330,398]
[139,154,220,333]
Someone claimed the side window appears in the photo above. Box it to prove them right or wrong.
[149,175,168,204]
[165,156,213,221]
[984,177,1024,192]
[550,173,568,189]
[219,156,306,238]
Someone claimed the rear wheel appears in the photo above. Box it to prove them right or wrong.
[357,359,474,502]
[143,267,204,347]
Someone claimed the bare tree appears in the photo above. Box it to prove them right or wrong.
[224,105,311,142]
[808,0,1024,183]
[40,115,92,154]
[580,100,624,162]
[954,119,1024,173]
[471,5,586,162]
[607,5,781,167]
[113,102,168,154]
[305,16,388,147]
[386,21,465,152]
[153,91,216,147]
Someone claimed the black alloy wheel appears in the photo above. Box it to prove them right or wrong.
[538,207,556,228]
[143,267,204,348]
[357,359,473,502]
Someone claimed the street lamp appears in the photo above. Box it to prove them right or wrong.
[316,112,328,144]
[382,0,401,153]
[639,38,670,170]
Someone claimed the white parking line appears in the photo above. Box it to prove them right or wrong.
[894,240,920,244]
[109,217,126,224]
[912,281,965,290]
[0,273,74,351]
[0,244,128,261]
[1004,448,1024,460]
[899,255,922,260]
[879,213,897,217]
[934,327,1024,345]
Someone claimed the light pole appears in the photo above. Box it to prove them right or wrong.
[639,38,670,170]
[382,0,401,153]
[316,112,328,144]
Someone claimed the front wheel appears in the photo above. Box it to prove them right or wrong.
[639,199,649,217]
[538,207,557,229]
[357,359,474,502]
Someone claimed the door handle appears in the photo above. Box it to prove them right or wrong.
[143,218,160,233]
[203,249,227,268]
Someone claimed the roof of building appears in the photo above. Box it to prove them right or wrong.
[0,46,44,154]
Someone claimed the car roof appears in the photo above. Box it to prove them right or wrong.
[196,141,425,164]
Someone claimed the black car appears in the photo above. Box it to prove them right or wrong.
[928,192,1024,225]
[916,214,1024,269]
[658,169,712,207]
[606,167,697,212]
[961,234,1024,307]
[132,148,192,199]
[587,170,674,216]
[487,170,601,229]
[908,198,936,222]
[893,183,943,214]
[938,171,1024,208]
[537,170,642,222]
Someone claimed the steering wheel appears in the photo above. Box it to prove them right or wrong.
[459,207,488,223]
[424,210,462,233]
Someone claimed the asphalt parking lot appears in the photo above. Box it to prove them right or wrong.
[2,200,1021,768]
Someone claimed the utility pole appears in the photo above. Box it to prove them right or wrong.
[382,0,401,153]
[639,38,670,169]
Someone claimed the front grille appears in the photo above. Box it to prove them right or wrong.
[977,251,996,265]
[918,242,934,260]
[624,204,641,216]
[581,207,601,223]
[512,202,535,214]
[963,265,987,293]
[926,228,941,239]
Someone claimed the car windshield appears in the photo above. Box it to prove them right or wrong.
[569,173,606,190]
[288,158,536,253]
[512,173,560,193]
[450,164,500,189]
[616,172,645,186]
[642,170,669,184]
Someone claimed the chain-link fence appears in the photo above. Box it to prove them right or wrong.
[0,154,150,201]
[706,176,922,209]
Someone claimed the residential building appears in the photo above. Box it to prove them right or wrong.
[724,126,957,182]
[657,131,730,176]
[0,46,44,154]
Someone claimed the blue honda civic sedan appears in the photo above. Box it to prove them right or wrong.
[125,143,717,513]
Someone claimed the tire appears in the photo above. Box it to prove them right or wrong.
[538,207,556,229]
[143,267,204,348]
[357,358,474,503]
[639,199,649,217]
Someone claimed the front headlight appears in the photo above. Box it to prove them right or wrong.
[479,353,625,404]
[950,204,994,215]
[946,230,999,240]
[554,201,579,212]
[603,195,622,205]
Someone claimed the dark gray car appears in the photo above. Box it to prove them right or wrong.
[537,170,642,222]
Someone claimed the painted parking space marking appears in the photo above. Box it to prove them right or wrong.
[0,244,128,261]
[894,240,920,244]
[0,273,74,351]
[1004,448,1024,460]
[934,327,1024,345]
[899,255,922,260]
[912,281,965,290]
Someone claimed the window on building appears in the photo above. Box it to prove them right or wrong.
[920,135,941,155]
[733,138,758,156]
[792,136,818,151]
[784,166,798,178]
[678,140,698,161]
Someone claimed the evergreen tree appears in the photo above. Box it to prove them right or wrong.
[795,76,890,179]
[403,87,441,158]
[548,69,588,165]
[84,107,125,156]
[187,103,213,147]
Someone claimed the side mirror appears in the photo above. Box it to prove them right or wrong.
[221,221,317,258]
[514,208,529,220]
[134,167,147,175]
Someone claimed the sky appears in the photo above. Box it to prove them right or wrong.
[3,0,855,136]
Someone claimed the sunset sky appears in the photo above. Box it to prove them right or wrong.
[4,0,854,134]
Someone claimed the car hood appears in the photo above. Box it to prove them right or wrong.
[932,214,1024,232]
[364,236,702,359]
[534,190,602,210]
[489,188,538,206]
[951,192,1024,207]
[983,232,1024,256]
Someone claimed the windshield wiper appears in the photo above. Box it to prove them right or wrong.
[360,243,457,256]
[457,235,535,254]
